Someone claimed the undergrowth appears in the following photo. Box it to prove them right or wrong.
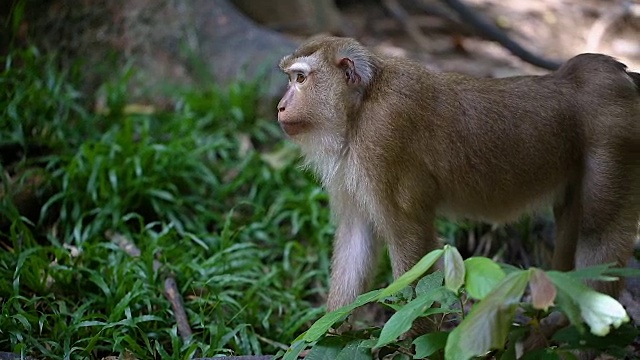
[0,47,333,359]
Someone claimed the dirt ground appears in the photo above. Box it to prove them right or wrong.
[335,0,640,78]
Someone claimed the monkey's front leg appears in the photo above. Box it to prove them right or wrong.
[385,213,439,280]
[327,211,380,311]
[385,213,441,334]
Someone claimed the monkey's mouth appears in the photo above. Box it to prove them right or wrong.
[279,120,309,136]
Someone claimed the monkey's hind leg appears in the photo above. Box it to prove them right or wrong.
[526,151,639,355]
[551,184,582,272]
[575,150,639,298]
[384,212,444,336]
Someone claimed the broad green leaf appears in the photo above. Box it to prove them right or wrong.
[464,257,506,300]
[415,270,444,296]
[553,288,584,333]
[444,245,465,293]
[375,288,440,347]
[378,249,444,299]
[553,323,639,355]
[520,349,563,360]
[413,331,448,358]
[306,336,351,360]
[445,270,530,360]
[547,271,629,336]
[336,339,373,360]
[529,268,556,311]
[304,289,382,342]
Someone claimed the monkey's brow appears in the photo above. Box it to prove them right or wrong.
[285,61,312,74]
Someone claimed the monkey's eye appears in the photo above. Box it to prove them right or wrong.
[295,73,306,83]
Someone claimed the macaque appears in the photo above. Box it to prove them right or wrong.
[276,36,640,315]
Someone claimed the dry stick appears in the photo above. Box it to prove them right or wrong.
[107,233,281,359]
[382,0,434,51]
[0,352,36,360]
[385,0,562,70]
[438,0,561,70]
[586,5,628,53]
[164,277,193,340]
[106,231,193,341]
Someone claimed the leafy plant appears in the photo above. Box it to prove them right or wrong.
[281,246,639,360]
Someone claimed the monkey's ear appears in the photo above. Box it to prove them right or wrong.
[339,58,362,85]
[336,42,378,88]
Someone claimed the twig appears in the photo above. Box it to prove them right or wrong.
[0,352,36,360]
[106,231,193,341]
[385,0,561,69]
[586,5,628,53]
[382,0,434,51]
[254,334,290,351]
[164,277,193,340]
[439,0,561,69]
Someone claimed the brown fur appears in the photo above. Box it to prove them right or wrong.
[277,37,640,312]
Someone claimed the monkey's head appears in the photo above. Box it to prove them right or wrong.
[277,37,380,139]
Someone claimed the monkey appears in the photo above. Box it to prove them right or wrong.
[276,36,640,332]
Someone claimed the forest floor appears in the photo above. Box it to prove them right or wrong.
[336,0,640,78]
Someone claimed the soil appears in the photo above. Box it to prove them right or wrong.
[336,0,640,78]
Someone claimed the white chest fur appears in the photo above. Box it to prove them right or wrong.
[299,138,381,227]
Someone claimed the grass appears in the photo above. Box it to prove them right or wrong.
[0,46,336,359]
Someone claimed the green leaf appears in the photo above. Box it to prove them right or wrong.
[412,331,448,358]
[147,189,176,202]
[553,288,584,333]
[566,263,618,281]
[12,314,31,331]
[520,349,564,360]
[415,270,444,296]
[88,270,112,298]
[306,336,351,360]
[282,340,307,360]
[445,270,530,360]
[444,245,465,293]
[552,323,639,354]
[335,339,373,360]
[600,267,640,278]
[377,249,444,299]
[375,288,441,347]
[304,289,382,342]
[463,257,506,300]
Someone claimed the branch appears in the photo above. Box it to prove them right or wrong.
[106,231,193,341]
